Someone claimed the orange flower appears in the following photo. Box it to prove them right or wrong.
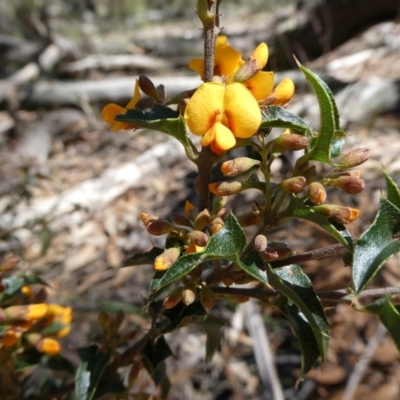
[102,80,141,130]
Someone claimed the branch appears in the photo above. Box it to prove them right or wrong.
[211,286,400,303]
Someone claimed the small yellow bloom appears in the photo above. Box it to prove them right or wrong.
[188,36,294,105]
[37,338,61,355]
[102,79,141,130]
[185,82,261,154]
[46,304,73,338]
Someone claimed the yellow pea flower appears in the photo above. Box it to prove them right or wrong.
[188,35,295,105]
[102,79,141,131]
[184,82,261,154]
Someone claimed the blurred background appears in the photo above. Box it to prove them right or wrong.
[1,0,400,398]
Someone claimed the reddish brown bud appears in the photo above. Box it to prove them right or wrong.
[330,176,365,195]
[221,157,260,177]
[275,133,309,151]
[254,234,268,252]
[260,248,279,262]
[146,219,173,236]
[138,75,156,98]
[171,212,192,227]
[307,182,327,205]
[315,204,359,224]
[337,148,370,169]
[154,247,180,271]
[187,230,209,247]
[268,242,292,260]
[200,286,215,309]
[163,287,183,309]
[181,281,197,306]
[209,181,244,196]
[193,209,210,231]
[280,176,307,193]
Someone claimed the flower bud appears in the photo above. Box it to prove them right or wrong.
[193,208,210,231]
[0,255,20,271]
[156,84,166,103]
[222,277,234,287]
[307,182,326,204]
[200,286,215,309]
[329,176,365,195]
[280,176,307,193]
[260,248,279,262]
[337,148,370,169]
[153,247,181,271]
[233,59,261,83]
[171,212,192,227]
[187,230,209,247]
[254,234,268,252]
[221,157,260,177]
[216,207,228,219]
[209,181,244,196]
[163,287,183,309]
[181,281,197,306]
[146,219,173,236]
[209,216,225,234]
[315,204,359,224]
[275,133,308,151]
[138,75,157,99]
[264,78,295,106]
[268,242,292,260]
[140,213,158,226]
[6,304,48,321]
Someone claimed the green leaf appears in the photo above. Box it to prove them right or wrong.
[75,345,111,400]
[260,106,311,134]
[268,265,329,365]
[197,315,225,362]
[239,252,269,284]
[352,198,400,294]
[365,297,400,352]
[123,248,164,267]
[279,299,321,375]
[286,196,352,248]
[297,61,340,163]
[141,336,173,374]
[116,105,191,148]
[384,170,400,210]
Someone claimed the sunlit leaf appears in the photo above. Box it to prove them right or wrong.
[352,198,400,294]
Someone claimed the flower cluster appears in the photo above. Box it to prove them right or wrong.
[0,256,72,357]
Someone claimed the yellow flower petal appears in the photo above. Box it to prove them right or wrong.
[215,45,241,82]
[213,122,236,151]
[102,103,125,125]
[251,42,268,69]
[200,126,216,147]
[126,79,141,109]
[243,71,274,101]
[184,82,225,135]
[188,58,205,78]
[223,83,261,138]
[266,78,295,105]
